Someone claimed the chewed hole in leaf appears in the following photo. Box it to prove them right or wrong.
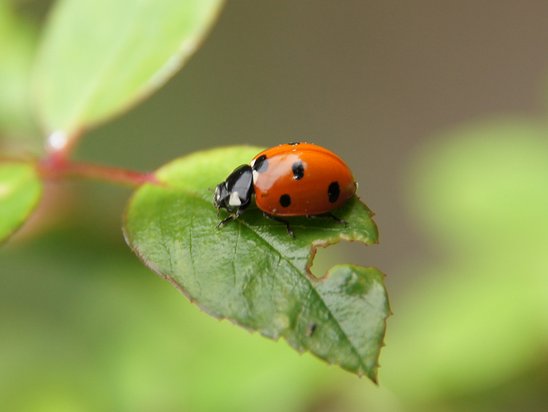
[123,146,389,381]
[307,241,373,280]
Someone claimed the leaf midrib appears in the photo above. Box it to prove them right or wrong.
[236,216,368,371]
[141,184,369,372]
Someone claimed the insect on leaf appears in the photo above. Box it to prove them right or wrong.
[124,146,389,381]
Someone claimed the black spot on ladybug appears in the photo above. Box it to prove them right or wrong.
[291,161,304,180]
[253,155,268,173]
[279,194,291,207]
[288,141,301,145]
[327,181,340,203]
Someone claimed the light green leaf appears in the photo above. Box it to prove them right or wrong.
[124,146,389,380]
[409,118,548,255]
[0,162,42,242]
[0,2,39,144]
[33,0,224,138]
[382,118,548,401]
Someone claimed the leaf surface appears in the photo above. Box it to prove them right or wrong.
[124,146,389,380]
[0,2,39,144]
[33,0,224,137]
[382,119,548,401]
[0,162,42,242]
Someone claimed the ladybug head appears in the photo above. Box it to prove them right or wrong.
[213,165,254,213]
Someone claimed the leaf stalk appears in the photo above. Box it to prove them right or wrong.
[38,157,157,187]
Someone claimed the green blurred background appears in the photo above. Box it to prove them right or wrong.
[2,1,548,411]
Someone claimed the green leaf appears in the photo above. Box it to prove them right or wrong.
[0,162,42,242]
[124,146,389,380]
[381,118,548,402]
[0,2,40,144]
[33,0,224,138]
[409,118,548,254]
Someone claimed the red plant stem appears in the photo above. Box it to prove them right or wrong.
[39,158,159,187]
[2,131,159,187]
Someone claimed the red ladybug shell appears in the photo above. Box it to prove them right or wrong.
[250,142,356,216]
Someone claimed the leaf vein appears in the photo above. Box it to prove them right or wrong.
[157,187,368,369]
[235,215,367,369]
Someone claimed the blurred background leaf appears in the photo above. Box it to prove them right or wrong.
[379,119,548,407]
[409,119,548,258]
[0,1,41,153]
[33,0,224,138]
[0,162,42,242]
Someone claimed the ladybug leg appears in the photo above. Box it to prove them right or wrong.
[326,212,347,226]
[216,214,235,229]
[307,213,348,226]
[217,210,243,229]
[263,213,295,238]
[217,208,247,229]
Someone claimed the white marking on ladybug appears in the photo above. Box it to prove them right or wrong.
[252,170,259,184]
[250,158,256,168]
[229,191,242,207]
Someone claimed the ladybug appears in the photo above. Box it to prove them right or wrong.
[213,142,356,236]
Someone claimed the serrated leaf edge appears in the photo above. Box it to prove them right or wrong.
[123,181,388,380]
